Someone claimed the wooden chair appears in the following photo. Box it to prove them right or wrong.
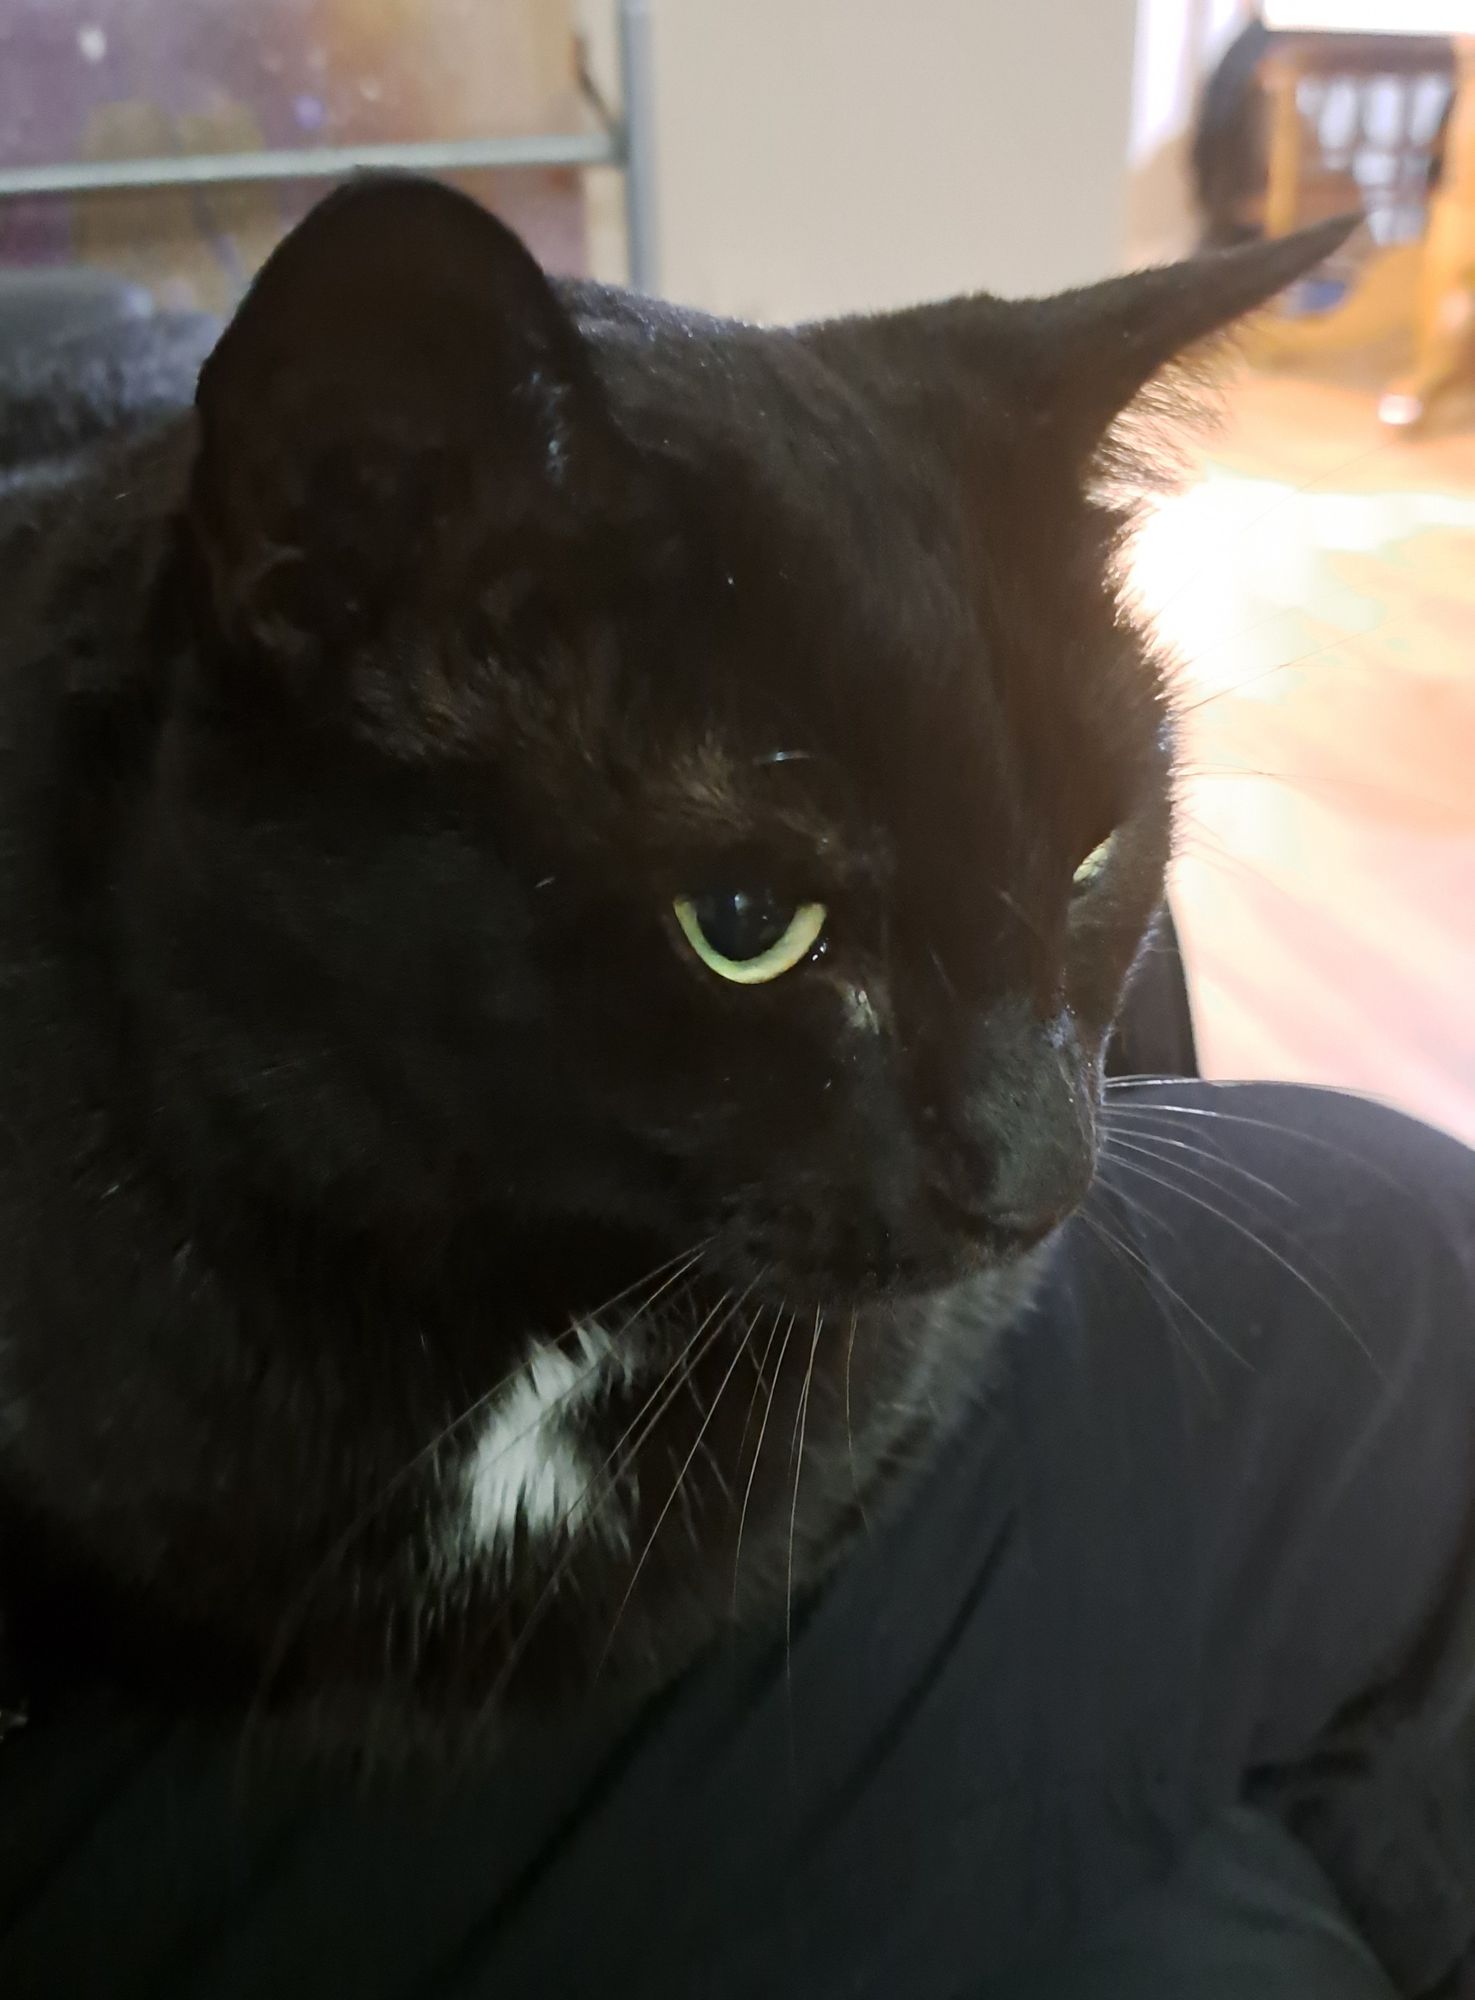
[1251,13,1475,429]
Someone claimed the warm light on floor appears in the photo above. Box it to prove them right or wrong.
[1126,374,1475,1146]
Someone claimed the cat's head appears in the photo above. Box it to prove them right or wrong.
[59,181,1346,1727]
[164,179,1342,1310]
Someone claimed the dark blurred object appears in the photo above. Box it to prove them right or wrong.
[1192,18,1454,252]
[1194,18,1276,249]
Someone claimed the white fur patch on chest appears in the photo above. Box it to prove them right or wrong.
[463,1322,623,1559]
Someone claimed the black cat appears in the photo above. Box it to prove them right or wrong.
[0,179,1346,1758]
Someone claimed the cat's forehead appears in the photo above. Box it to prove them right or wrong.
[520,286,1131,879]
[528,292,1026,858]
[570,286,947,536]
[574,296,981,697]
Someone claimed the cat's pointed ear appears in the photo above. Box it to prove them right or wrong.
[188,175,608,665]
[1026,216,1357,449]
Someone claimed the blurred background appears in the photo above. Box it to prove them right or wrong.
[0,0,1470,1142]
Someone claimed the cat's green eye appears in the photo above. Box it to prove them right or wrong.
[673,891,827,985]
[1072,832,1117,894]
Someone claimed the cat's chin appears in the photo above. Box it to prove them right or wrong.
[733,1230,1046,1312]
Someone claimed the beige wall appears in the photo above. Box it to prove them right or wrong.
[584,0,1143,318]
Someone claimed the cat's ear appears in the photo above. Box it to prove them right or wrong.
[851,217,1354,462]
[1030,216,1356,432]
[1022,216,1356,450]
[187,175,610,666]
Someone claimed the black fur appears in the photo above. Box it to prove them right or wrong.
[0,180,1349,1758]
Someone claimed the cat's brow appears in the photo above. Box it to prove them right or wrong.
[659,788,834,848]
[654,743,817,829]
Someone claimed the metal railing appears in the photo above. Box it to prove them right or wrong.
[0,0,659,292]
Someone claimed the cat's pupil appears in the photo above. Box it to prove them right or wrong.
[691,890,794,962]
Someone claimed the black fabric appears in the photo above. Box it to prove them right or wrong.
[2,1081,1473,1998]
[992,1806,1398,1998]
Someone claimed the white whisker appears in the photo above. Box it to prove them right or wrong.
[732,1305,797,1610]
[1102,1144,1375,1368]
[785,1307,825,1694]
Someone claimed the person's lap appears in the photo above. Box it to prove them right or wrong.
[2,1079,1473,1998]
[995,1805,1398,1998]
[1002,1078,1475,1998]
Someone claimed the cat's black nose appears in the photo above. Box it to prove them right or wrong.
[982,1122,1095,1244]
[926,1069,1096,1249]
[916,1006,1097,1252]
